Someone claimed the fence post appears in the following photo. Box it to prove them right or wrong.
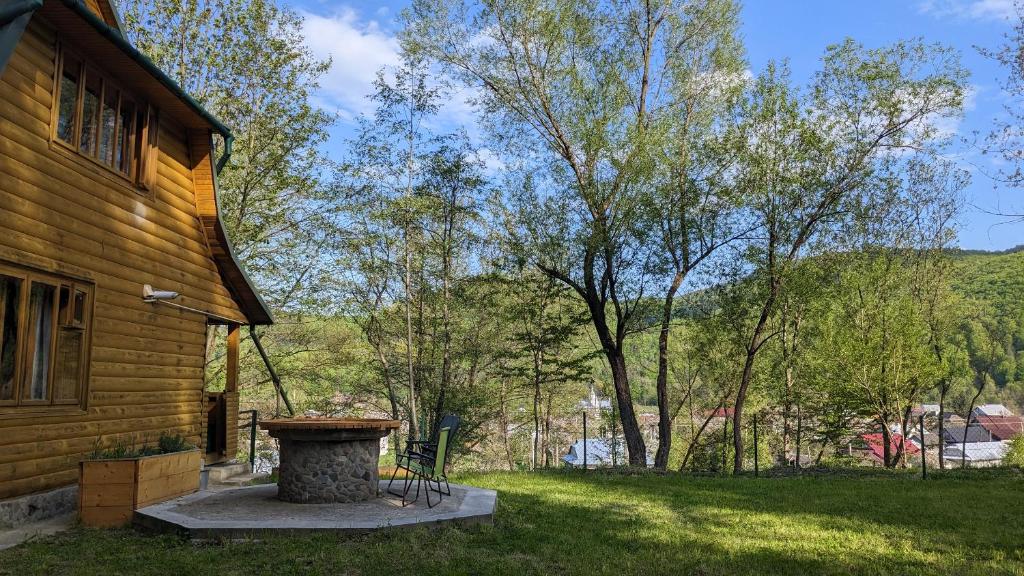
[582,411,588,471]
[753,413,759,478]
[795,412,802,472]
[722,413,728,473]
[249,410,258,473]
[920,413,927,480]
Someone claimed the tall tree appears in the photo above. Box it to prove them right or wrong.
[644,0,747,469]
[727,40,968,472]
[408,0,750,466]
[345,52,442,440]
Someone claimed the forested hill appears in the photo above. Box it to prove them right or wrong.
[948,246,1024,314]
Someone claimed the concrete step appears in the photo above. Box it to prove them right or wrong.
[205,462,250,482]
[214,473,269,487]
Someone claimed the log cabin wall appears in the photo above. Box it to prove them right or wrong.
[0,16,248,499]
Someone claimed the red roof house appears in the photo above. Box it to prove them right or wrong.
[858,433,921,464]
[975,416,1024,441]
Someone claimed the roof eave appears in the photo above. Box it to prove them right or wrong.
[57,0,232,140]
[56,0,273,325]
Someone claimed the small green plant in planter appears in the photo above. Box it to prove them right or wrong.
[88,433,195,460]
[80,432,201,527]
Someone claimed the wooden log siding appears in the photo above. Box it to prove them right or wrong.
[0,18,249,499]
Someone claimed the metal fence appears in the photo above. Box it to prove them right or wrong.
[564,409,1009,478]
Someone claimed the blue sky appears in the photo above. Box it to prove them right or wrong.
[291,0,1022,250]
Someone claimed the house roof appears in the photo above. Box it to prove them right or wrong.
[562,439,622,467]
[975,416,1024,441]
[942,441,1009,462]
[562,439,651,467]
[85,0,122,33]
[973,404,1014,417]
[39,0,273,325]
[909,431,940,448]
[859,433,920,463]
[942,425,993,444]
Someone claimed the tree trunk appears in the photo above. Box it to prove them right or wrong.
[434,193,456,425]
[880,418,893,468]
[608,352,646,466]
[404,130,418,441]
[732,345,759,473]
[654,271,684,470]
[544,393,554,467]
[532,349,542,471]
[937,380,947,470]
[962,377,985,469]
[733,278,780,474]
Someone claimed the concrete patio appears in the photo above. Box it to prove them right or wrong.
[134,481,497,540]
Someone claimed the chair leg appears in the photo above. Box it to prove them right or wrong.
[400,471,416,507]
[386,463,402,496]
[425,477,436,508]
[435,478,445,505]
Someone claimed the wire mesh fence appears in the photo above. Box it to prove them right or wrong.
[562,407,1021,477]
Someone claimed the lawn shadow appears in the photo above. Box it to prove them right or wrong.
[470,471,1024,576]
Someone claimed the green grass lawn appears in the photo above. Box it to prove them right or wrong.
[2,469,1023,576]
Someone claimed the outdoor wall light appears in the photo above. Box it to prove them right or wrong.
[142,284,180,302]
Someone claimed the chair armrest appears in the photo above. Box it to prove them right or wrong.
[406,450,436,464]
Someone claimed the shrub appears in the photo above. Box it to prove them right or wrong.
[1006,436,1024,468]
[157,433,193,454]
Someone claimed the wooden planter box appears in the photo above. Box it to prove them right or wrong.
[78,449,201,527]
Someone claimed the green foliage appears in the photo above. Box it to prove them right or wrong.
[1006,436,1024,468]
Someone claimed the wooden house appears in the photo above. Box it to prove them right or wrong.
[0,0,272,512]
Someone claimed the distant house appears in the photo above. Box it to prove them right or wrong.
[972,404,1014,418]
[975,416,1024,442]
[577,384,611,411]
[943,413,966,425]
[852,433,920,465]
[562,439,623,468]
[909,430,941,449]
[942,424,994,444]
[561,438,652,468]
[942,441,1009,467]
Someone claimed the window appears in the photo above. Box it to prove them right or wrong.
[53,45,158,191]
[0,262,92,411]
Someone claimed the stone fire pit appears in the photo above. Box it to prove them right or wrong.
[260,418,399,504]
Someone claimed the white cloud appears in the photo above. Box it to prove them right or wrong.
[918,0,1019,21]
[300,8,401,121]
[301,6,483,135]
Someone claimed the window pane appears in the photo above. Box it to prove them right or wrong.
[117,100,135,175]
[54,328,82,403]
[74,289,87,325]
[24,282,55,401]
[56,57,80,143]
[0,275,21,401]
[99,90,118,166]
[58,285,70,325]
[79,73,101,157]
